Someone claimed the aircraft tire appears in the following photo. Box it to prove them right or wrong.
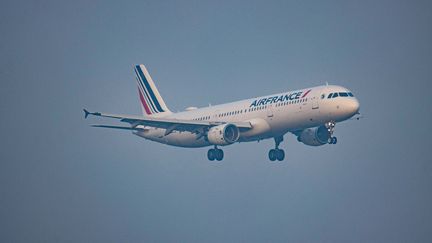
[276,149,285,161]
[269,149,277,161]
[216,149,224,161]
[207,149,216,161]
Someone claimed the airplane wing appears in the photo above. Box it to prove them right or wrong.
[83,109,252,135]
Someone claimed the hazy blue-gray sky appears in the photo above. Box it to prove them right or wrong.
[1,0,431,242]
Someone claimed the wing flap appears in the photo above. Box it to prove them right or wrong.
[90,125,147,131]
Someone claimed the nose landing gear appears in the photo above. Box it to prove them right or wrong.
[325,121,337,145]
[268,136,285,161]
[328,136,338,144]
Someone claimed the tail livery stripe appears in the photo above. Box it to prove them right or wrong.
[137,86,152,115]
[134,67,160,113]
[137,77,156,114]
[135,65,165,112]
[134,68,158,113]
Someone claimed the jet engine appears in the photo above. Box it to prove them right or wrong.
[207,124,240,145]
[297,126,330,146]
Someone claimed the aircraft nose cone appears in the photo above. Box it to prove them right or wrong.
[346,98,360,115]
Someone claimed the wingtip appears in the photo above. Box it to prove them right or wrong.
[83,109,90,119]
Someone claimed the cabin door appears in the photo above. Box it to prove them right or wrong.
[267,104,274,119]
[312,96,319,109]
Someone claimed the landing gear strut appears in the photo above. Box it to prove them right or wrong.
[268,136,285,161]
[325,121,338,144]
[207,146,224,161]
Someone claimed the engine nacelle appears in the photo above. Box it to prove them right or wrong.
[298,126,330,146]
[207,124,240,145]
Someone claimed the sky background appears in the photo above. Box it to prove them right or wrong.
[1,0,431,242]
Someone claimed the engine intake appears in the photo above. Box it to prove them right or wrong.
[298,126,330,146]
[207,124,240,145]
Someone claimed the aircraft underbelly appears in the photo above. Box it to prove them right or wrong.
[135,129,210,148]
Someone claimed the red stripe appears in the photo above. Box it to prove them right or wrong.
[138,88,152,115]
[302,89,311,98]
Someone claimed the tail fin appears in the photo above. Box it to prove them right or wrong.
[134,64,171,116]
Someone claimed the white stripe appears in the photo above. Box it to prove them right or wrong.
[135,68,158,113]
[136,77,157,114]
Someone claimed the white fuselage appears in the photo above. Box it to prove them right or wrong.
[134,85,360,147]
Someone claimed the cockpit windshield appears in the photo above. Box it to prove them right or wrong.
[327,92,354,99]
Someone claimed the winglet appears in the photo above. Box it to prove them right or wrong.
[83,109,90,119]
[83,109,102,119]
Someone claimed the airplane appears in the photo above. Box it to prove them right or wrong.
[84,64,360,161]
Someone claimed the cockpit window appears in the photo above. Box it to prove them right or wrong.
[328,92,354,98]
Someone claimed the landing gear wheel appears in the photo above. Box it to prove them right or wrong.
[207,149,216,161]
[215,149,224,161]
[269,136,285,161]
[332,137,337,144]
[208,148,224,161]
[268,149,277,161]
[328,137,338,144]
[276,149,285,161]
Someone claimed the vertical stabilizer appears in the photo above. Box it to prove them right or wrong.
[134,64,171,116]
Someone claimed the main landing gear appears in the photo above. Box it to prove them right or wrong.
[268,136,285,161]
[325,121,338,145]
[207,146,224,161]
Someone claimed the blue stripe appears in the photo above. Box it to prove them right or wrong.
[134,68,158,113]
[136,65,165,112]
[137,80,156,114]
[135,69,157,113]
